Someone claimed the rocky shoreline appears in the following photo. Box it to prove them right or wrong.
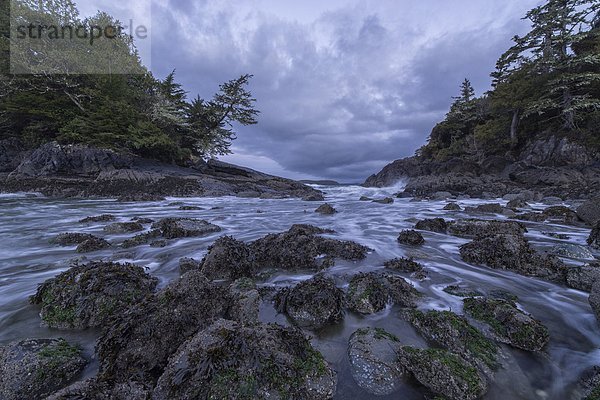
[0,139,322,200]
[1,194,600,399]
[364,135,600,200]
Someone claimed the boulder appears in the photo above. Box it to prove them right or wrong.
[464,203,505,214]
[97,271,230,385]
[588,221,600,249]
[179,257,201,275]
[76,236,111,253]
[227,278,260,325]
[589,281,600,323]
[443,202,462,211]
[50,232,99,246]
[433,191,453,200]
[151,218,221,239]
[460,234,567,283]
[397,346,487,400]
[0,338,87,400]
[373,197,394,204]
[359,196,372,201]
[275,275,344,330]
[577,198,600,226]
[79,214,116,223]
[403,310,498,372]
[415,218,448,233]
[346,273,419,314]
[347,328,404,395]
[178,205,203,210]
[302,193,325,201]
[200,236,257,281]
[249,225,370,271]
[152,319,336,400]
[551,243,594,260]
[566,264,600,292]
[384,257,425,274]
[315,203,337,215]
[46,379,149,400]
[103,222,144,234]
[398,230,425,246]
[448,219,526,238]
[463,297,549,351]
[121,229,162,248]
[31,261,158,330]
[443,285,484,298]
[507,199,528,209]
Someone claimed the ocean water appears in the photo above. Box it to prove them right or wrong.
[0,185,597,399]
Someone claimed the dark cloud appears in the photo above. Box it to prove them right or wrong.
[141,0,539,182]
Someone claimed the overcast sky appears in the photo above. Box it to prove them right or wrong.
[78,0,542,183]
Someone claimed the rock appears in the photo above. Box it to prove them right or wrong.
[0,338,87,400]
[121,229,162,248]
[566,263,600,292]
[397,346,487,400]
[403,310,499,372]
[444,202,462,211]
[347,328,404,395]
[79,214,116,223]
[433,191,453,200]
[275,275,344,330]
[103,222,144,234]
[303,193,325,201]
[0,138,25,172]
[178,205,203,210]
[315,203,337,215]
[463,297,549,351]
[46,379,149,400]
[398,230,425,246]
[465,203,505,214]
[250,224,371,271]
[117,194,166,202]
[541,196,563,205]
[131,217,154,224]
[97,271,230,384]
[152,319,336,400]
[76,236,111,253]
[507,199,529,209]
[460,234,567,283]
[31,261,158,330]
[346,273,419,314]
[415,218,448,233]
[448,219,526,238]
[443,285,484,298]
[200,236,257,281]
[577,198,600,226]
[151,218,221,239]
[551,243,594,260]
[359,196,372,201]
[50,232,99,246]
[543,206,580,224]
[227,278,260,324]
[588,221,600,249]
[573,366,600,400]
[179,257,201,274]
[384,257,425,274]
[373,197,394,204]
[589,281,600,323]
[542,231,570,240]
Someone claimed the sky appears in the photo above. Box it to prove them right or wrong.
[77,0,543,183]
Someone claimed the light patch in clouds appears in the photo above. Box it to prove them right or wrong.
[76,0,541,182]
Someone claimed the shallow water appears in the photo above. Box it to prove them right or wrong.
[0,185,598,399]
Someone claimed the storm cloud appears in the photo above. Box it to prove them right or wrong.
[81,0,542,182]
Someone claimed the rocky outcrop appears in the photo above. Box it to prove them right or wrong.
[364,136,600,199]
[346,273,420,314]
[347,328,405,395]
[31,261,158,330]
[398,230,425,245]
[152,319,337,400]
[415,218,448,233]
[315,203,337,215]
[0,338,86,400]
[274,275,344,329]
[0,142,322,199]
[464,297,549,351]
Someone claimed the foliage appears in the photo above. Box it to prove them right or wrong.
[0,0,259,163]
[421,0,600,162]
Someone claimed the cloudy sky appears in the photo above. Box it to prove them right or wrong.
[79,0,542,183]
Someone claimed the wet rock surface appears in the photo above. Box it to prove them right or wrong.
[415,218,448,233]
[567,263,600,292]
[448,219,526,238]
[589,281,600,323]
[200,236,257,281]
[346,272,420,314]
[588,221,600,249]
[577,198,600,226]
[151,218,222,239]
[96,271,230,384]
[103,222,144,234]
[397,346,487,400]
[464,297,549,351]
[551,243,594,260]
[316,203,338,215]
[50,232,100,246]
[443,202,462,211]
[460,233,567,283]
[0,338,86,400]
[76,236,111,253]
[227,278,260,324]
[152,319,336,400]
[79,214,116,223]
[384,257,425,275]
[347,328,404,395]
[275,275,344,329]
[398,230,425,246]
[465,203,505,214]
[31,261,158,330]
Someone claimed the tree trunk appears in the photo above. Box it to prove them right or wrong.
[510,109,519,145]
[562,89,575,130]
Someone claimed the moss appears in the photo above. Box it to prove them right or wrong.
[586,385,600,400]
[373,327,400,342]
[43,305,76,326]
[418,348,482,397]
[463,298,507,336]
[36,339,81,381]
